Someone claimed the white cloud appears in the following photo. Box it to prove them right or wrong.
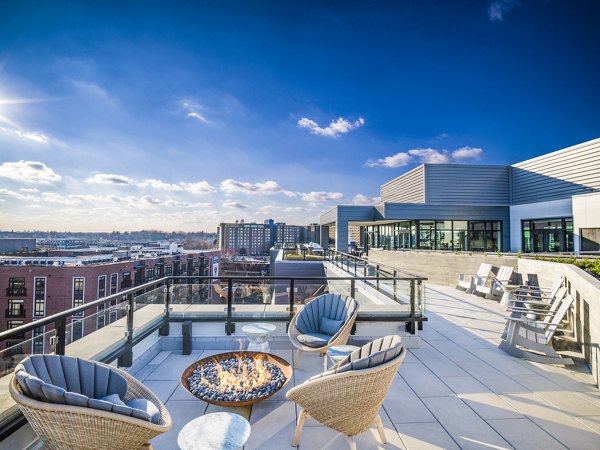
[220,179,293,196]
[187,112,213,125]
[366,152,412,168]
[488,0,519,22]
[86,173,134,186]
[179,181,217,194]
[15,130,50,143]
[352,194,380,205]
[0,160,62,184]
[139,179,183,191]
[71,80,118,107]
[20,187,39,193]
[223,200,249,209]
[298,116,365,137]
[299,191,344,204]
[408,148,451,164]
[452,146,483,161]
[367,146,485,168]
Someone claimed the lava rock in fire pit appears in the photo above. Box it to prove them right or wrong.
[187,356,286,403]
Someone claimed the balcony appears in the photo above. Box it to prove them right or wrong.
[5,288,26,297]
[121,279,132,289]
[5,307,25,318]
[0,253,598,449]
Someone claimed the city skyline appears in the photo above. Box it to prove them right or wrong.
[1,1,599,232]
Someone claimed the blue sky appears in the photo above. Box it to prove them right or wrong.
[0,1,599,232]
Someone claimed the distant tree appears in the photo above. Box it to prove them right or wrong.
[239,247,247,256]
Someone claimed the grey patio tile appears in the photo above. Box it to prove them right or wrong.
[421,396,511,450]
[499,392,600,449]
[142,380,179,404]
[383,377,436,424]
[410,345,468,377]
[132,363,158,382]
[534,390,600,416]
[487,418,567,450]
[245,400,297,449]
[205,403,251,420]
[170,383,199,401]
[398,361,454,397]
[440,376,492,395]
[460,392,524,419]
[145,351,203,381]
[469,348,536,376]
[394,422,460,450]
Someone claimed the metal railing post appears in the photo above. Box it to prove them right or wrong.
[288,278,295,322]
[226,278,234,335]
[393,270,397,302]
[350,278,356,299]
[160,278,171,336]
[407,279,417,334]
[118,292,135,367]
[53,317,66,355]
[376,265,380,290]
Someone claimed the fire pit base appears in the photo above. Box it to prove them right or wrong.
[181,351,293,407]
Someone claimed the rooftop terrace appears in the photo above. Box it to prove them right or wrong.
[126,284,599,450]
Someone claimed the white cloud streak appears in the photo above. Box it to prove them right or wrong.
[223,200,249,209]
[352,194,381,205]
[220,179,294,196]
[452,146,483,161]
[298,191,344,204]
[0,160,62,184]
[488,0,519,22]
[298,116,365,137]
[86,173,134,186]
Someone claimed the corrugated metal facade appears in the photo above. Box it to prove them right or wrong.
[425,165,511,205]
[511,138,600,205]
[380,166,425,203]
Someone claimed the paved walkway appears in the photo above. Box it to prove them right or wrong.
[133,284,600,449]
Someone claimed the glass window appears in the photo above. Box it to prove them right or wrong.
[73,277,84,316]
[522,217,572,253]
[419,221,435,250]
[8,278,26,296]
[98,275,106,299]
[32,277,45,317]
[32,325,44,354]
[435,221,452,250]
[110,273,118,295]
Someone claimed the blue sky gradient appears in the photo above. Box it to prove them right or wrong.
[1,1,599,231]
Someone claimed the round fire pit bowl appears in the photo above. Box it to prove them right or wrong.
[181,351,293,407]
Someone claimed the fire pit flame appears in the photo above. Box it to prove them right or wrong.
[182,351,293,406]
[204,355,273,393]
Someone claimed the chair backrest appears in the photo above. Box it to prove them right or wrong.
[544,293,574,339]
[295,293,358,335]
[334,335,404,373]
[543,286,568,322]
[477,263,493,277]
[496,266,514,283]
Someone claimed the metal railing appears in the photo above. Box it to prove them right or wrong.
[0,271,427,439]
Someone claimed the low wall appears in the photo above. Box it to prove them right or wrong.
[518,259,600,387]
[367,249,520,286]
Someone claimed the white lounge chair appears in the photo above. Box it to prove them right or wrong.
[514,277,564,305]
[474,265,514,299]
[499,292,574,365]
[456,263,493,293]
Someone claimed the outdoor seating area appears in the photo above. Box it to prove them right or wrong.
[6,285,600,449]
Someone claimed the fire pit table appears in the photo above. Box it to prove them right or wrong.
[181,351,293,406]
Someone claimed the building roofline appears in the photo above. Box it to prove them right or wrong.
[512,136,600,168]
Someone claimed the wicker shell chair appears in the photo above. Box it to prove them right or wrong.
[287,335,405,450]
[288,293,359,367]
[10,356,172,450]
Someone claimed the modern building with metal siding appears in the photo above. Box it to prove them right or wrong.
[380,165,425,203]
[425,165,511,205]
[321,137,600,254]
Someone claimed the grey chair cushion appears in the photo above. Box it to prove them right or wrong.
[65,391,89,407]
[41,383,67,404]
[88,398,114,412]
[126,398,160,424]
[14,355,127,403]
[297,333,332,348]
[320,317,344,336]
[335,335,403,374]
[295,294,358,335]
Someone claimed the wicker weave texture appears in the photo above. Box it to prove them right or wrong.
[10,361,172,450]
[287,349,405,437]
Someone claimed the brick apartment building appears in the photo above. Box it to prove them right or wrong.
[0,249,220,356]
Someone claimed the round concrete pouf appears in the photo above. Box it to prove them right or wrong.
[177,412,251,450]
[325,344,360,370]
[242,323,276,352]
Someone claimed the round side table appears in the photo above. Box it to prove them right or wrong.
[242,323,276,352]
[178,412,251,450]
[325,344,360,370]
[500,284,519,308]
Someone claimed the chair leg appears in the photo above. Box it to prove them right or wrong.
[374,414,387,443]
[294,349,302,368]
[293,409,307,446]
[346,436,357,450]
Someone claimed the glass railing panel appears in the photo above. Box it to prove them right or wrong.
[65,303,128,360]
